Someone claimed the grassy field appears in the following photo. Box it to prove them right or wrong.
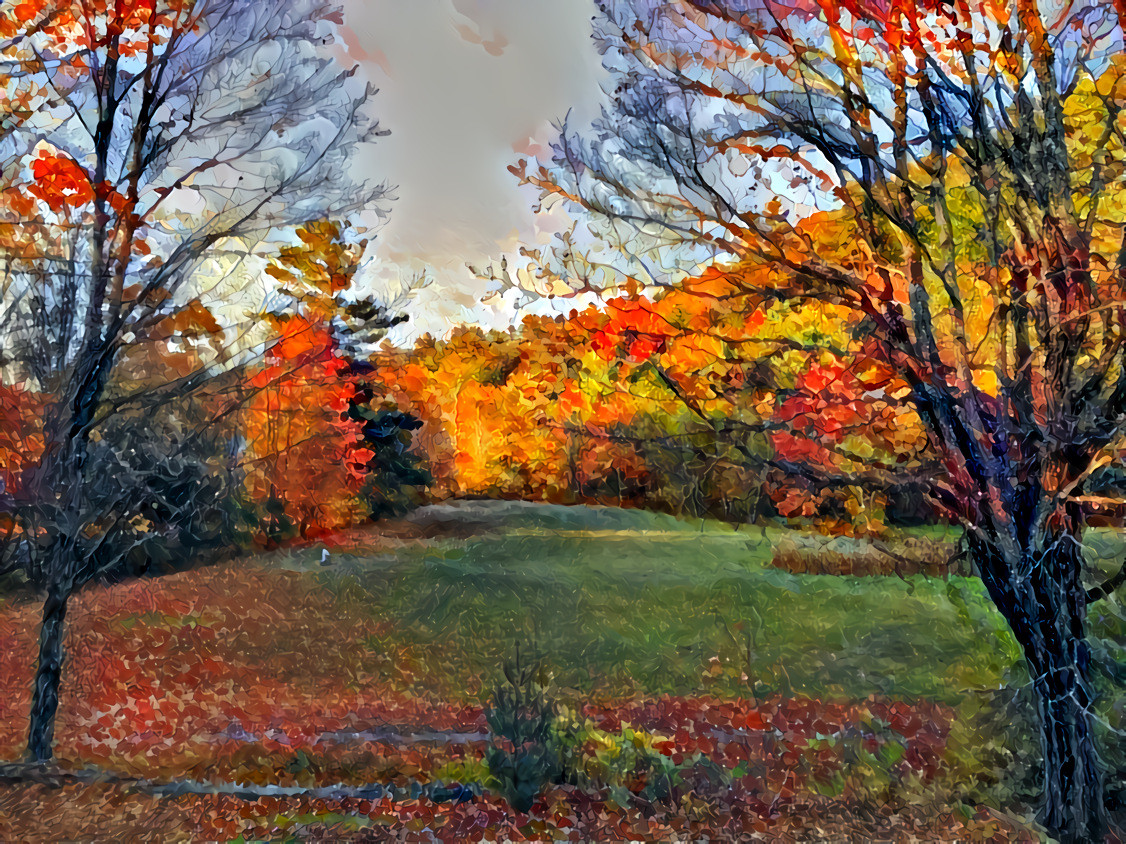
[279,501,1022,705]
[2,500,1118,839]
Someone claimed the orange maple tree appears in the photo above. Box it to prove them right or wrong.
[241,314,369,542]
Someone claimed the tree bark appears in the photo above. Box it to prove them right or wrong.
[973,533,1108,842]
[1032,644,1105,842]
[1026,539,1107,843]
[26,583,71,764]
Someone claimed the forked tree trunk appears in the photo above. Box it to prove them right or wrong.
[974,534,1108,842]
[26,583,71,763]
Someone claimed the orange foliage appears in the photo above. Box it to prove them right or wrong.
[27,151,93,211]
[241,316,367,539]
[0,381,45,500]
[1,0,197,52]
[265,220,367,321]
[237,221,385,539]
[371,259,928,530]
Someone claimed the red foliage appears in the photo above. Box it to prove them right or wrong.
[590,297,672,363]
[27,152,93,211]
[242,316,368,538]
[0,382,45,499]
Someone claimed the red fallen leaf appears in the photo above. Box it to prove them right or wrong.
[742,710,767,730]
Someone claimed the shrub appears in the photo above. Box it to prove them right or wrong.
[940,687,1040,811]
[483,655,733,814]
[483,654,563,812]
[771,536,965,577]
[553,709,728,809]
[799,720,914,804]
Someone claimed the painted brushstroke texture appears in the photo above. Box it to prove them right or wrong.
[0,1,1122,842]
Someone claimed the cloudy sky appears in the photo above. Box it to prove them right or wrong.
[338,0,607,340]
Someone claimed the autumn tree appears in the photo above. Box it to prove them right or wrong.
[345,383,431,520]
[241,314,368,541]
[239,220,409,542]
[0,0,386,764]
[515,0,1126,838]
[374,299,775,516]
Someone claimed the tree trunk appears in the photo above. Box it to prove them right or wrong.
[26,584,71,763]
[974,533,1109,842]
[1023,539,1107,844]
[1031,645,1105,842]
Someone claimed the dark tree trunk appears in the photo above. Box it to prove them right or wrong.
[1032,643,1104,841]
[1025,538,1107,843]
[23,364,107,764]
[972,533,1108,842]
[26,584,71,763]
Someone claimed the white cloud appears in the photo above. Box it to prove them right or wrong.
[339,0,606,340]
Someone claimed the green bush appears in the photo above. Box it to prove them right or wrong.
[483,655,563,812]
[552,710,727,808]
[940,687,1040,810]
[800,722,912,803]
[483,654,727,812]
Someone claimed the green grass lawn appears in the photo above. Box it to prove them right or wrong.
[268,502,1030,705]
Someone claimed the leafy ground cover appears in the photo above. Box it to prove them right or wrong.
[0,501,1084,839]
